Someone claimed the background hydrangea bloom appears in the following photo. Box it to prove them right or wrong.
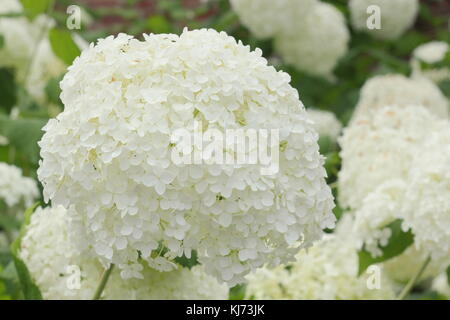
[245,216,396,300]
[349,0,419,40]
[274,2,349,79]
[338,105,446,210]
[350,74,449,124]
[229,0,318,39]
[411,41,450,84]
[38,28,335,286]
[20,206,228,300]
[306,109,342,143]
[0,162,39,210]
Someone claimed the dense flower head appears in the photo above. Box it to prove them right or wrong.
[349,0,419,40]
[339,105,446,210]
[20,206,229,299]
[38,28,335,286]
[0,0,66,103]
[350,74,449,124]
[245,216,396,300]
[274,2,349,78]
[230,0,318,39]
[0,162,39,209]
[400,127,450,265]
[411,41,450,84]
[306,109,342,143]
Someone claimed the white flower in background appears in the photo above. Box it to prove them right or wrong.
[411,41,450,84]
[0,162,39,210]
[38,29,335,286]
[274,2,349,78]
[0,135,8,146]
[349,0,419,40]
[20,206,228,300]
[400,127,450,266]
[350,74,449,124]
[338,105,448,210]
[306,109,342,143]
[0,0,66,103]
[432,273,450,298]
[246,217,396,300]
[351,180,444,283]
[230,0,318,39]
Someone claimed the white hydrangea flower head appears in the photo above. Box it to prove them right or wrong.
[0,162,39,209]
[306,109,342,143]
[20,205,229,300]
[230,0,318,39]
[246,222,396,300]
[432,273,450,298]
[338,105,446,210]
[38,29,335,286]
[400,127,450,266]
[411,41,450,84]
[352,180,405,257]
[274,2,349,78]
[0,0,66,103]
[350,74,449,124]
[351,180,443,283]
[349,0,419,40]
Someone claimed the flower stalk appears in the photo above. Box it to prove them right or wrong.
[92,264,114,300]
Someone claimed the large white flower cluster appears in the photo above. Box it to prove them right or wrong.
[229,0,317,40]
[411,41,450,84]
[274,2,349,79]
[339,105,446,210]
[400,128,450,265]
[349,0,419,40]
[245,217,396,300]
[341,105,450,281]
[350,74,449,124]
[20,206,229,300]
[306,109,342,143]
[0,0,66,103]
[38,29,335,286]
[0,162,39,209]
[432,273,450,298]
[231,0,349,78]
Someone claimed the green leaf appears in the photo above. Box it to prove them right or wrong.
[19,0,52,20]
[10,202,42,300]
[0,115,47,164]
[0,68,17,113]
[229,283,246,300]
[438,79,450,100]
[174,250,199,269]
[358,219,414,276]
[147,15,171,34]
[48,28,81,65]
[45,76,63,106]
[0,34,4,49]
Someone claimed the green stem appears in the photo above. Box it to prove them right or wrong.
[397,256,431,300]
[92,264,114,300]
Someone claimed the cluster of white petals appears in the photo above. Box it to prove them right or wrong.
[339,105,445,210]
[341,105,450,280]
[432,273,450,298]
[306,109,342,143]
[400,127,450,265]
[274,2,349,78]
[20,206,228,300]
[0,0,66,103]
[350,74,449,124]
[229,0,317,39]
[411,41,450,84]
[245,217,396,300]
[349,0,419,40]
[0,162,39,209]
[38,29,335,286]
